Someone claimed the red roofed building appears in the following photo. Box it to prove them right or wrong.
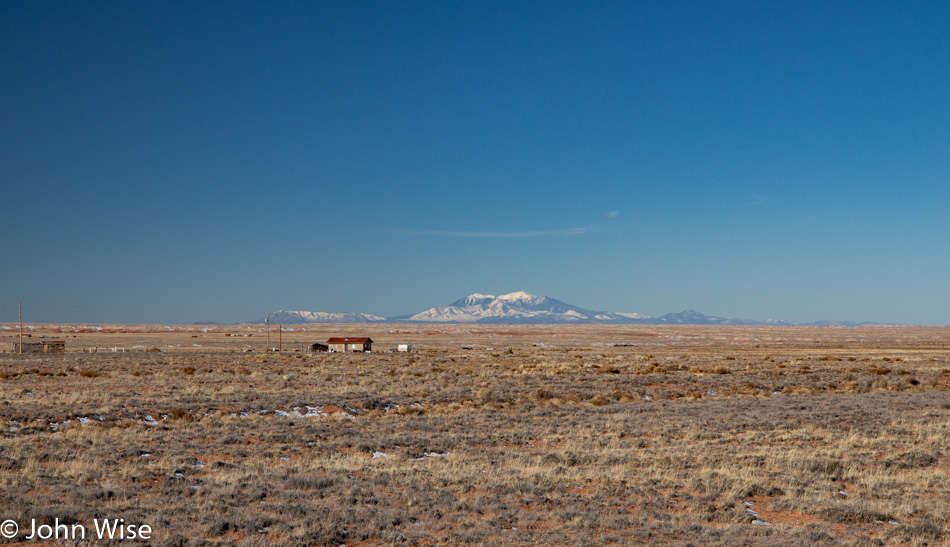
[326,337,373,352]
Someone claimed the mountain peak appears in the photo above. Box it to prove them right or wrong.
[497,291,539,302]
[454,293,497,307]
[405,292,646,324]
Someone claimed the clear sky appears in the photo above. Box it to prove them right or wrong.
[2,1,949,324]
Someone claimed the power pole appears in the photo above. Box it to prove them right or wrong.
[279,324,282,353]
[18,302,23,354]
[266,313,270,350]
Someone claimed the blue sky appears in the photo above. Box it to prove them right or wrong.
[2,1,949,324]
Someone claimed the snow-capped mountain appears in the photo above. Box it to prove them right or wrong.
[237,293,875,326]
[396,291,651,324]
[258,310,387,324]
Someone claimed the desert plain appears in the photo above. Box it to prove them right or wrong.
[0,323,947,546]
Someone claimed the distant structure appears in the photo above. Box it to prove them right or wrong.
[14,340,66,354]
[310,342,329,353]
[326,337,373,352]
[397,344,412,352]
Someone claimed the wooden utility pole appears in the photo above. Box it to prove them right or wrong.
[266,313,270,350]
[18,302,23,354]
[279,324,282,353]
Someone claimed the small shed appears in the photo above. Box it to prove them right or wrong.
[327,337,373,352]
[14,341,66,354]
[310,342,329,353]
[397,344,412,352]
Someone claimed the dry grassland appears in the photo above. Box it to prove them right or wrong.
[0,323,948,546]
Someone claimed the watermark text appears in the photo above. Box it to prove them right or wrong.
[1,518,151,541]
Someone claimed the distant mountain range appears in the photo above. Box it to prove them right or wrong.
[391,291,650,324]
[236,291,875,326]
[260,311,387,324]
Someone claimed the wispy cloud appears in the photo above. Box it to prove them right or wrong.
[605,210,619,218]
[409,227,589,238]
[745,194,769,207]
